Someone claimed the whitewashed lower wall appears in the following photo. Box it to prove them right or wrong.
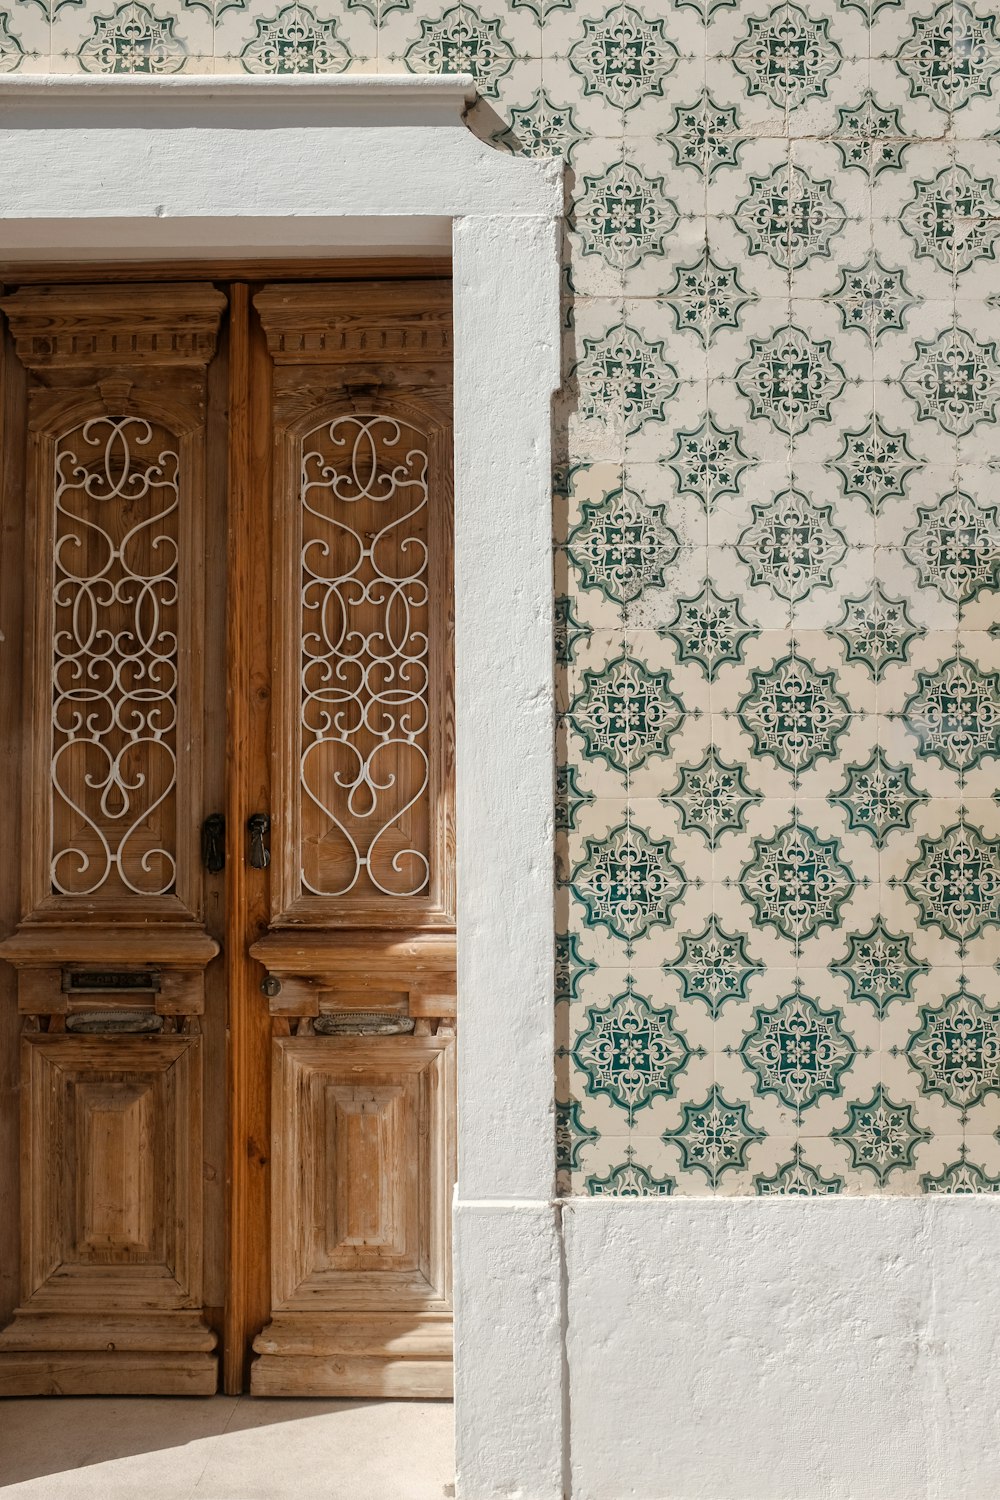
[454,1197,1000,1499]
[562,1200,1000,1500]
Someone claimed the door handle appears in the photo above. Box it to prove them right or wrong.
[247,813,271,869]
[201,813,225,873]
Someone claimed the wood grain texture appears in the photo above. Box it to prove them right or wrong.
[0,283,226,368]
[0,284,222,930]
[254,282,455,931]
[0,273,456,1399]
[0,1351,218,1396]
[0,258,452,287]
[249,281,457,1398]
[267,1035,453,1310]
[222,283,273,1394]
[254,281,451,364]
[17,1032,203,1307]
[0,283,222,1395]
[0,299,27,1329]
[201,304,230,1341]
[252,1310,452,1357]
[251,930,456,982]
[250,1354,452,1399]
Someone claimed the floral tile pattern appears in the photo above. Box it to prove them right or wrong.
[31,0,1000,1195]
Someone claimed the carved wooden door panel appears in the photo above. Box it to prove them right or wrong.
[246,283,456,1397]
[0,276,455,1398]
[0,283,227,1394]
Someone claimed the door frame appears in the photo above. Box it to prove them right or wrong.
[0,75,564,1500]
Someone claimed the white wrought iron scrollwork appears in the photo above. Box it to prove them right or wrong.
[300,414,432,899]
[50,416,180,897]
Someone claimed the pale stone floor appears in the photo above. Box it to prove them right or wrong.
[0,1397,455,1500]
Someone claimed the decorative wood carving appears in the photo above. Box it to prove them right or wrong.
[255,283,454,931]
[0,284,223,1396]
[250,282,456,1397]
[1,283,226,370]
[253,282,451,364]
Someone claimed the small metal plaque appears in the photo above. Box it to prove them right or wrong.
[63,969,161,994]
[66,1010,164,1034]
[314,1011,415,1037]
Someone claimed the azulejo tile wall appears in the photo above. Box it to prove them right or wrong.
[21,0,1000,1195]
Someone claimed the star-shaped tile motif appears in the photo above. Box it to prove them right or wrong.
[834,588,918,679]
[659,91,742,179]
[833,1087,929,1185]
[663,246,751,347]
[834,91,910,179]
[830,253,915,343]
[663,1085,765,1187]
[666,415,749,513]
[836,415,919,516]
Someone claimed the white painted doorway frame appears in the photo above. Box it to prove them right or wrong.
[0,74,564,1500]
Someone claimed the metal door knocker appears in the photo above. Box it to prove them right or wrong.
[247,812,271,869]
[201,813,225,873]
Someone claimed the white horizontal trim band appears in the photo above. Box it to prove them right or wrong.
[0,73,477,106]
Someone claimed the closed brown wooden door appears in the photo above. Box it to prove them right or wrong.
[0,277,456,1398]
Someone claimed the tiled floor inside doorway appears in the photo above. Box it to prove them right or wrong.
[0,1396,455,1499]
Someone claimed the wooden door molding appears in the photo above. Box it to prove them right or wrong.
[222,281,274,1393]
[0,282,227,368]
[0,283,224,1396]
[252,1033,454,1398]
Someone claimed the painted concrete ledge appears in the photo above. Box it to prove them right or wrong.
[564,1198,1000,1500]
[0,73,477,102]
[0,73,480,132]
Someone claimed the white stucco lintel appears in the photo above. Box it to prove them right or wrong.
[0,74,562,254]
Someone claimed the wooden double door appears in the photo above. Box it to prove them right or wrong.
[0,275,456,1397]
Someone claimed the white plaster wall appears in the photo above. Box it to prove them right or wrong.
[451,209,564,1500]
[564,1200,1000,1500]
[454,1203,564,1500]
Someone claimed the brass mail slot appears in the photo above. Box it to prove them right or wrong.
[314,1011,415,1037]
[65,1009,165,1034]
[62,969,162,994]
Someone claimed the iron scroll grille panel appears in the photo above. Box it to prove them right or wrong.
[50,415,181,900]
[299,412,433,904]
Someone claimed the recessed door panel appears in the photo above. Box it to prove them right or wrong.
[23,1033,202,1306]
[271,1036,452,1307]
